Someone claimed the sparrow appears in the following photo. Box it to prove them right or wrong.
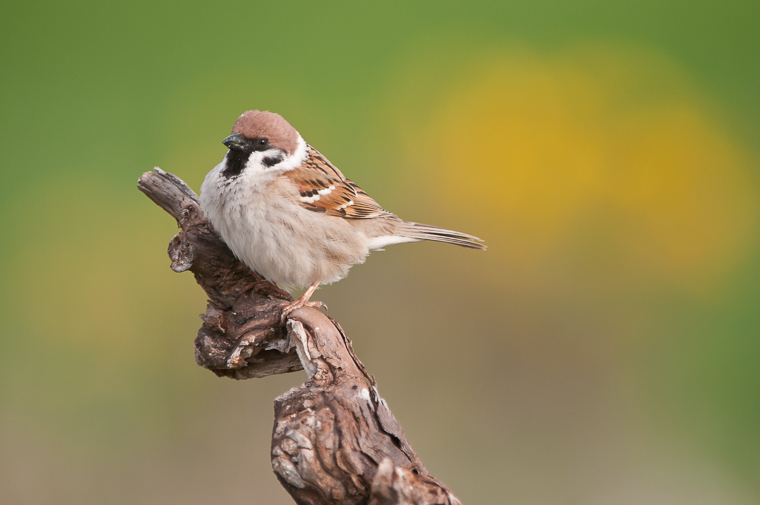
[200,110,485,318]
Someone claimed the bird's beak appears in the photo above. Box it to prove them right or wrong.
[223,133,248,151]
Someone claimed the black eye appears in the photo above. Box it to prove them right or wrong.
[258,138,268,146]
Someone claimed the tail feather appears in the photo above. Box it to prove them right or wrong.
[398,222,486,250]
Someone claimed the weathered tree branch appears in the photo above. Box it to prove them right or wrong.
[138,167,462,505]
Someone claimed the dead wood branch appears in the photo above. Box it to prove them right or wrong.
[138,168,462,505]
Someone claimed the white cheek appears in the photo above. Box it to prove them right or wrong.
[244,151,268,173]
[242,135,308,174]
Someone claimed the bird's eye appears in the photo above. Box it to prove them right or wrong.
[258,138,268,146]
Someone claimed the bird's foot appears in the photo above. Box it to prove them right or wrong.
[278,279,324,323]
[280,299,328,324]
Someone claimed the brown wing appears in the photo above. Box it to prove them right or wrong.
[284,146,391,219]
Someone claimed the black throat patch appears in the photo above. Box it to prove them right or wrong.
[221,148,251,179]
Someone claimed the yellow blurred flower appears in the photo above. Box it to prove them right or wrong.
[396,45,759,295]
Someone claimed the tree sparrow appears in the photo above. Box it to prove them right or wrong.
[200,110,485,317]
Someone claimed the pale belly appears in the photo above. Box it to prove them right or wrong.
[214,190,371,289]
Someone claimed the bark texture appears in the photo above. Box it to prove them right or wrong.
[138,168,462,505]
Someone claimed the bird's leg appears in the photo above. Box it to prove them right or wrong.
[280,280,327,322]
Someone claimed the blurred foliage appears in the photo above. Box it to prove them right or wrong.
[1,1,759,504]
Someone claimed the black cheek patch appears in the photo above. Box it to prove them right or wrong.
[262,154,284,168]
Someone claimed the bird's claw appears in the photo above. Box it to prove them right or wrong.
[280,300,328,324]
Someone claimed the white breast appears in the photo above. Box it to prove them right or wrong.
[199,152,371,290]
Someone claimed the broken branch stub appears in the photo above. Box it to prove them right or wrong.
[138,168,462,504]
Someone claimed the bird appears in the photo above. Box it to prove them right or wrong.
[199,110,485,318]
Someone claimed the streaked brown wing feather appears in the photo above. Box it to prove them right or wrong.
[285,146,390,219]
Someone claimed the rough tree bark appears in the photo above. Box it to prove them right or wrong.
[137,168,462,505]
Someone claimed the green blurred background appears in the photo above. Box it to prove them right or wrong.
[2,1,759,503]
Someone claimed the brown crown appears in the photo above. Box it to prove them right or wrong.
[231,110,299,155]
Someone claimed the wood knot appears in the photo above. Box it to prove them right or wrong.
[179,200,203,227]
[168,231,194,272]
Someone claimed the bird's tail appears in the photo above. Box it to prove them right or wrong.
[398,221,486,250]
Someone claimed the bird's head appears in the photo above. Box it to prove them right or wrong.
[221,110,304,178]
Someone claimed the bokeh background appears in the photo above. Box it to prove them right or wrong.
[1,1,759,503]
